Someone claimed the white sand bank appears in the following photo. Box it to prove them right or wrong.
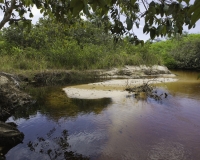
[63,88,129,99]
[63,77,177,99]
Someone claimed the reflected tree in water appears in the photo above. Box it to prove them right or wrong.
[11,86,112,121]
[27,129,89,160]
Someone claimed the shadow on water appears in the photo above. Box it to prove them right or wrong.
[4,86,112,160]
[11,86,112,121]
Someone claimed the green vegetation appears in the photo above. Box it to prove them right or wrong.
[1,0,200,43]
[0,18,161,72]
[149,33,200,70]
[1,17,200,73]
[1,1,200,73]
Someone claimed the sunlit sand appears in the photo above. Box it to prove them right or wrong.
[63,77,177,99]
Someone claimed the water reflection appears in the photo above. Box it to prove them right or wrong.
[157,70,200,99]
[161,82,200,99]
[5,87,112,159]
[27,129,89,160]
[11,86,112,120]
[5,70,200,160]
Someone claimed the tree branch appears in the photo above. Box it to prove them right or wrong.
[0,0,16,29]
[10,18,32,22]
[5,0,9,9]
[141,0,148,11]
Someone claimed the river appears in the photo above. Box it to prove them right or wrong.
[5,70,200,160]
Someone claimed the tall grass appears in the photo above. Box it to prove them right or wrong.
[0,39,162,72]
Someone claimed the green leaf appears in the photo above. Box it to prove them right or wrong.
[145,14,149,23]
[150,28,156,39]
[40,8,44,14]
[101,7,109,16]
[179,4,183,10]
[29,13,34,18]
[149,6,156,15]
[163,4,169,12]
[19,9,26,16]
[115,9,118,15]
[91,2,98,11]
[130,0,137,5]
[70,0,80,8]
[173,26,178,33]
[126,17,133,31]
[167,4,174,15]
[191,7,200,25]
[157,25,163,34]
[14,21,18,26]
[149,17,154,25]
[160,4,164,17]
[143,23,149,33]
[83,4,90,15]
[189,1,200,14]
[149,1,155,7]
[162,25,167,35]
[24,0,33,6]
[166,24,172,33]
[155,18,161,25]
[140,40,144,46]
[83,0,89,5]
[110,0,117,5]
[168,32,172,38]
[136,22,139,28]
[97,0,106,7]
[73,2,84,16]
[177,26,183,34]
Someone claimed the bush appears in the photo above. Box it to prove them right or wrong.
[149,34,200,70]
[170,38,200,69]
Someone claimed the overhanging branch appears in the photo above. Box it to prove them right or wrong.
[0,0,16,29]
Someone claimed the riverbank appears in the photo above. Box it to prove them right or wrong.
[0,65,175,120]
[0,72,32,159]
[0,65,181,159]
[1,65,176,113]
[20,65,176,86]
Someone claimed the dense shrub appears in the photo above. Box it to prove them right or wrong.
[150,34,200,70]
[0,18,161,71]
[170,40,200,69]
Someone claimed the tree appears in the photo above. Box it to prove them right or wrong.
[0,0,200,42]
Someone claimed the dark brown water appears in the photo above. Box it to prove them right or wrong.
[5,70,200,160]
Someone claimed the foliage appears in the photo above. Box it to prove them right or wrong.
[150,33,200,70]
[170,38,200,69]
[1,0,200,41]
[1,16,200,72]
[0,18,161,72]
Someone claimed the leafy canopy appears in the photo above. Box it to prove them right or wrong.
[0,0,200,42]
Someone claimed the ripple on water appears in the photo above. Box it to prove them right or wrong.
[148,139,192,160]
